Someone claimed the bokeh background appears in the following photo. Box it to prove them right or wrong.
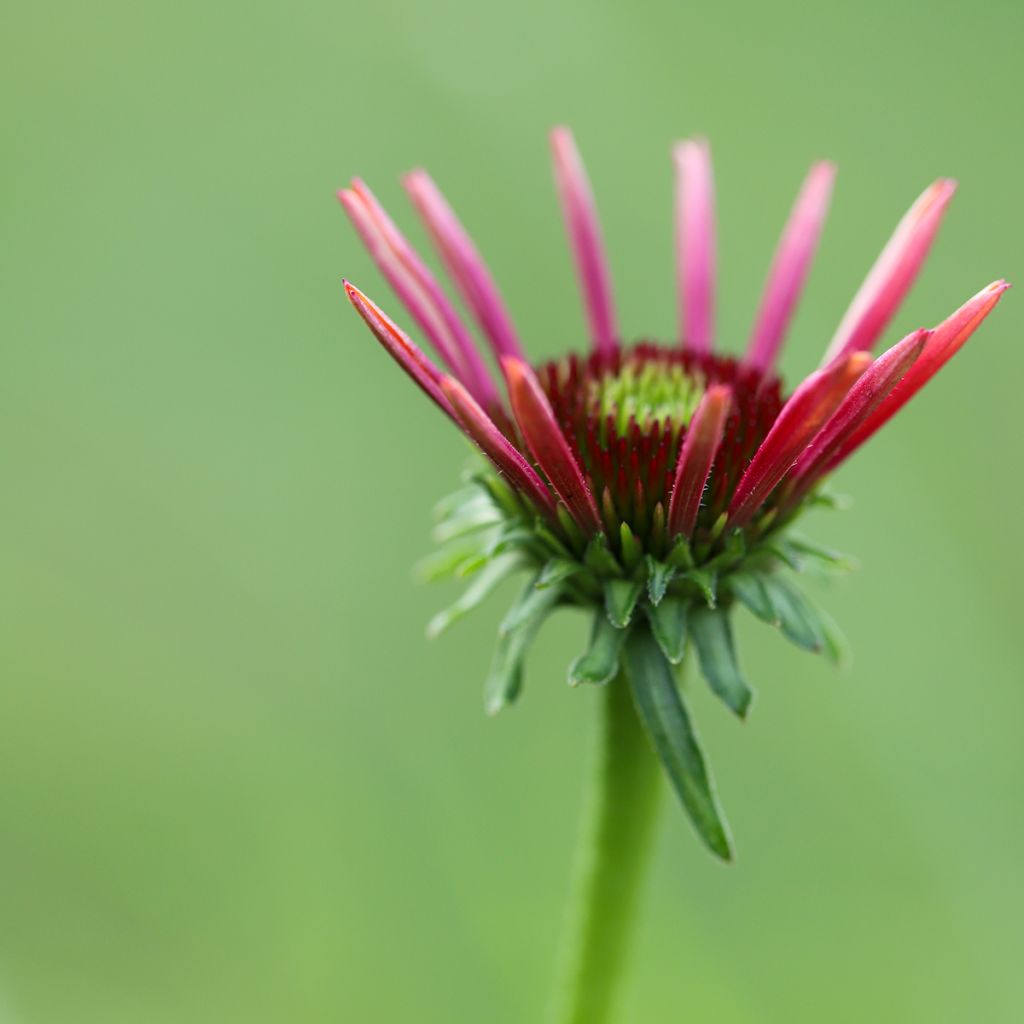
[2,0,1022,1021]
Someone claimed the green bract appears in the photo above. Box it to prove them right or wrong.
[420,465,851,859]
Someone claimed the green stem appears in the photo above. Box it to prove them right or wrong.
[550,671,662,1024]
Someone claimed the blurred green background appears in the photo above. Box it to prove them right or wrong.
[2,0,1022,1021]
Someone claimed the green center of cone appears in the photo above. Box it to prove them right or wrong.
[592,357,706,438]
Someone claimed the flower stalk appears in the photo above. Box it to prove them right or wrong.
[551,657,663,1024]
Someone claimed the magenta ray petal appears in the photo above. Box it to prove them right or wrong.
[788,328,928,491]
[339,182,499,410]
[339,190,463,374]
[343,280,458,420]
[822,179,957,364]
[550,127,619,355]
[403,170,526,362]
[666,385,732,539]
[745,161,837,373]
[822,280,1009,472]
[728,352,871,528]
[441,376,557,518]
[502,356,604,534]
[675,138,717,354]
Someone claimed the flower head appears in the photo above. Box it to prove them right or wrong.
[339,128,1007,859]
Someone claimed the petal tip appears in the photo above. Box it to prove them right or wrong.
[500,354,527,380]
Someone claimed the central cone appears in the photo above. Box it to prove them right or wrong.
[535,343,786,550]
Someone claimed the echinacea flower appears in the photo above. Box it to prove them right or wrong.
[338,128,1007,862]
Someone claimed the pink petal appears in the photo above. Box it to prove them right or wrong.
[441,376,557,518]
[674,138,716,354]
[339,181,499,410]
[550,127,619,355]
[728,352,871,528]
[666,385,732,538]
[745,161,837,373]
[822,179,957,364]
[403,170,526,362]
[502,356,603,534]
[821,280,1009,471]
[788,328,928,491]
[343,280,458,420]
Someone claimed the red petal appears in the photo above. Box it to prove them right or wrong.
[788,328,928,492]
[822,179,956,363]
[502,356,603,534]
[666,386,732,538]
[339,181,499,409]
[728,352,870,527]
[343,281,458,421]
[745,161,836,372]
[441,376,557,518]
[674,138,716,354]
[403,169,526,362]
[821,280,1009,471]
[550,127,619,355]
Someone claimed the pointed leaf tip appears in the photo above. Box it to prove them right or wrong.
[426,554,521,639]
[484,575,562,714]
[645,556,675,606]
[623,624,734,860]
[690,607,754,720]
[568,610,626,686]
[605,578,644,629]
[644,595,688,664]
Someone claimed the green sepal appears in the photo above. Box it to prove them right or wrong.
[783,533,858,573]
[433,485,480,521]
[814,601,851,668]
[760,575,824,652]
[536,558,582,590]
[584,535,624,578]
[644,595,688,664]
[484,633,527,716]
[556,504,587,549]
[605,578,644,629]
[485,576,563,715]
[684,567,718,608]
[690,607,754,720]
[619,523,643,572]
[705,529,746,572]
[760,576,849,663]
[666,536,694,570]
[809,488,852,511]
[414,539,492,584]
[728,572,779,626]
[484,526,537,559]
[452,551,491,579]
[623,624,734,861]
[645,556,675,606]
[765,541,802,573]
[533,519,575,561]
[433,496,502,544]
[427,554,522,639]
[568,610,626,686]
[500,573,565,636]
[473,471,524,520]
[709,512,728,543]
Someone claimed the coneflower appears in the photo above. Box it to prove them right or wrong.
[339,127,1006,1023]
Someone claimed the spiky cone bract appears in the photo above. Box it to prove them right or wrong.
[339,128,1007,860]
